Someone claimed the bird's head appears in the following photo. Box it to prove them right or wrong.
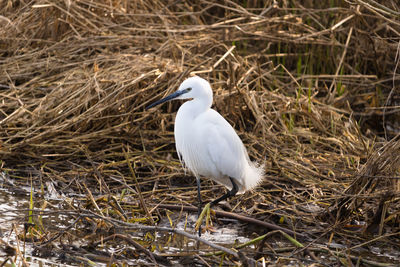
[146,76,212,110]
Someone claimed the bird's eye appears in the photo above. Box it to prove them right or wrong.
[186,87,192,92]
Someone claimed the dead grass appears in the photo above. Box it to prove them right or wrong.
[0,0,400,265]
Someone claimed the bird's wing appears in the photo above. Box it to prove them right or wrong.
[199,110,247,180]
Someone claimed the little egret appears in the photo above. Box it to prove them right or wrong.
[146,76,264,233]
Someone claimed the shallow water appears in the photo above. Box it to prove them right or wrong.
[0,172,399,266]
[0,174,255,266]
[0,189,70,266]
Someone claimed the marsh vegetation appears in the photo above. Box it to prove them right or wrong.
[0,0,399,265]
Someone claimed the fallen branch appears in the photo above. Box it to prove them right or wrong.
[156,203,307,239]
[81,210,242,260]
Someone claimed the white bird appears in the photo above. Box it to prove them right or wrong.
[146,76,264,233]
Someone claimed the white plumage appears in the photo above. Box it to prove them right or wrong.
[173,76,264,193]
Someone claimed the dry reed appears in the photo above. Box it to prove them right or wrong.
[0,0,399,265]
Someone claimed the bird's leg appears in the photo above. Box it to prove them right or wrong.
[210,177,238,207]
[196,177,202,236]
[195,177,238,233]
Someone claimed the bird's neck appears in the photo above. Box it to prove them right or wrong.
[178,98,212,119]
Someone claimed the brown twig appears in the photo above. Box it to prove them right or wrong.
[156,203,307,239]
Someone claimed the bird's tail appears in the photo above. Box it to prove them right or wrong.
[243,162,264,192]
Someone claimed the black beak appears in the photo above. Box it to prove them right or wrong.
[146,89,190,110]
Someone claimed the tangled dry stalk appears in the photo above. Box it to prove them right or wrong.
[0,0,400,265]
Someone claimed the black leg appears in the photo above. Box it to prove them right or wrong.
[196,177,202,236]
[210,177,238,207]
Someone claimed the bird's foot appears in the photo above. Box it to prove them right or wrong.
[195,203,216,233]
